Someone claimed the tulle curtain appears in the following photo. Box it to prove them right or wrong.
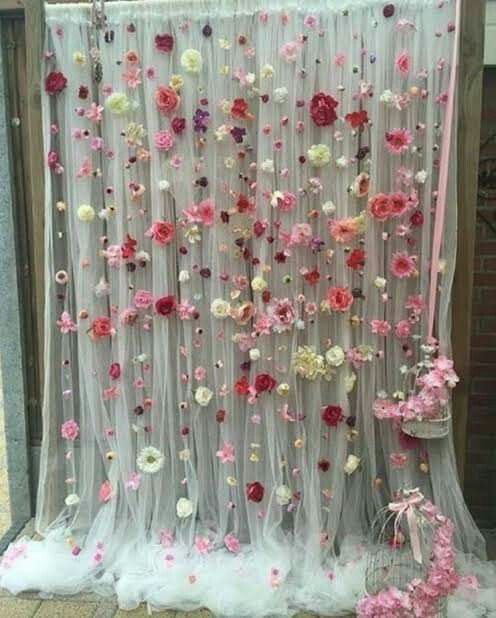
[0,0,489,615]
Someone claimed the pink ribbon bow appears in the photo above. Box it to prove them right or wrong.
[388,488,424,564]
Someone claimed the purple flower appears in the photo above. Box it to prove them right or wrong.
[193,108,210,133]
[310,236,325,253]
[230,126,246,144]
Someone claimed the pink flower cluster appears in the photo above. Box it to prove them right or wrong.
[358,500,463,618]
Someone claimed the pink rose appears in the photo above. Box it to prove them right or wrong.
[368,193,392,221]
[395,320,411,339]
[61,419,79,441]
[327,286,354,312]
[145,220,175,246]
[155,86,180,116]
[224,534,241,554]
[154,130,175,151]
[98,480,113,503]
[134,289,154,309]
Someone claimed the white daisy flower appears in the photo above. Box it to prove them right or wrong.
[137,446,165,474]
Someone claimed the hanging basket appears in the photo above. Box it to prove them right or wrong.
[401,407,451,440]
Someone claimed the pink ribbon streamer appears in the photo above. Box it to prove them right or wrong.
[388,489,424,564]
[427,0,462,340]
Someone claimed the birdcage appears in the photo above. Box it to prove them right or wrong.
[401,406,451,439]
[365,489,448,617]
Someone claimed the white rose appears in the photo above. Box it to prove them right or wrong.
[180,49,202,74]
[251,276,268,292]
[326,345,345,367]
[415,170,428,184]
[158,179,170,191]
[261,64,274,79]
[260,159,274,174]
[336,155,349,169]
[322,201,336,215]
[344,454,361,475]
[249,348,261,361]
[273,86,288,103]
[211,298,231,319]
[65,493,80,506]
[275,484,292,506]
[178,270,190,283]
[77,204,95,222]
[308,144,331,168]
[380,89,394,105]
[176,497,193,518]
[374,276,387,289]
[195,386,213,407]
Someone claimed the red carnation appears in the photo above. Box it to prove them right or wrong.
[254,373,277,393]
[345,109,369,129]
[45,71,67,95]
[246,481,265,503]
[309,92,339,127]
[346,248,366,271]
[234,375,250,396]
[231,98,253,120]
[321,405,344,427]
[155,295,176,317]
[155,33,174,53]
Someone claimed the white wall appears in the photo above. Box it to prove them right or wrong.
[486,2,496,65]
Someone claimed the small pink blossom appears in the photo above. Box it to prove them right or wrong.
[154,130,175,151]
[183,198,215,227]
[216,441,235,463]
[389,452,409,469]
[385,128,413,155]
[98,480,113,503]
[395,50,411,75]
[85,102,104,122]
[194,536,212,555]
[370,319,391,336]
[125,472,141,490]
[279,40,302,63]
[57,311,77,334]
[224,533,241,553]
[134,289,154,309]
[395,320,411,339]
[61,419,79,441]
[122,66,142,88]
[390,252,417,278]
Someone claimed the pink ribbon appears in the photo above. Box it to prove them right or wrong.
[427,0,462,340]
[388,489,424,564]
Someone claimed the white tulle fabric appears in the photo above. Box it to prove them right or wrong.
[1,0,494,615]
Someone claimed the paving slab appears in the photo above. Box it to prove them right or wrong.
[0,597,41,617]
[33,600,98,617]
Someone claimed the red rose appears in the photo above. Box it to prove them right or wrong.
[78,85,89,99]
[410,210,424,227]
[155,295,176,316]
[155,86,180,116]
[254,373,277,393]
[310,92,339,127]
[231,98,253,120]
[171,117,186,135]
[321,405,344,427]
[345,109,369,129]
[45,71,67,95]
[216,409,226,423]
[246,481,264,503]
[346,249,366,271]
[90,317,114,340]
[234,375,250,396]
[253,220,266,237]
[368,193,392,221]
[109,362,121,380]
[155,33,174,53]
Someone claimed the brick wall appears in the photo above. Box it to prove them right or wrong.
[464,67,496,530]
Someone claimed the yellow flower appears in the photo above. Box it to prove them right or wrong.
[308,143,331,167]
[219,65,230,76]
[260,64,275,79]
[276,383,290,396]
[226,476,238,486]
[169,74,184,91]
[77,204,95,222]
[180,49,202,75]
[73,51,86,65]
[292,346,326,380]
[105,92,131,116]
[218,38,231,50]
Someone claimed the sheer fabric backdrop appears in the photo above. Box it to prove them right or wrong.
[1,0,494,615]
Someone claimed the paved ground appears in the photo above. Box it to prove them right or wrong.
[0,370,11,539]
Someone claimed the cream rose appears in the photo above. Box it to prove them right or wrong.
[251,276,268,292]
[176,497,193,518]
[345,373,357,393]
[195,386,213,407]
[210,298,231,319]
[308,144,331,167]
[276,484,292,506]
[276,383,290,396]
[180,49,202,74]
[325,345,345,367]
[344,454,361,475]
[77,204,95,222]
